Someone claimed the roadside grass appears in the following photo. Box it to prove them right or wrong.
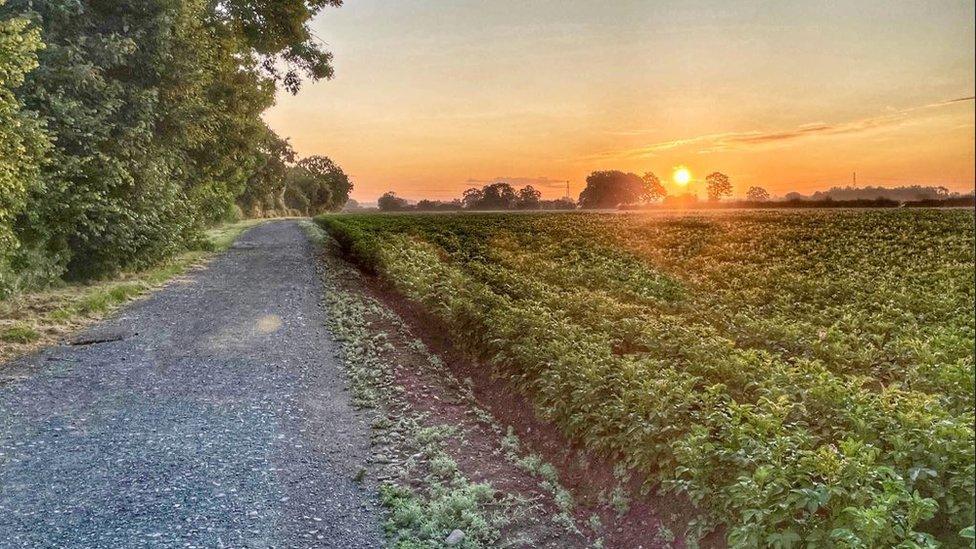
[1,323,40,344]
[0,219,266,363]
[319,269,514,547]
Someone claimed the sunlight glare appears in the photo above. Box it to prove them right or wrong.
[673,166,691,186]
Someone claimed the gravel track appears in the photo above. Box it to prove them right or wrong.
[0,221,383,548]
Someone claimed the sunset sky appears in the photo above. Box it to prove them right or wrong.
[264,0,976,202]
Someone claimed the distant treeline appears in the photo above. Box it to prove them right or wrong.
[369,173,973,214]
[786,185,963,202]
[621,195,976,210]
[370,182,576,212]
[0,0,350,297]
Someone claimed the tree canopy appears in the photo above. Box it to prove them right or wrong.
[0,1,48,295]
[378,192,410,212]
[578,170,663,209]
[462,182,519,210]
[746,186,771,201]
[0,0,351,295]
[706,172,733,202]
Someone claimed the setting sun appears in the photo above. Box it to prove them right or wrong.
[673,167,692,186]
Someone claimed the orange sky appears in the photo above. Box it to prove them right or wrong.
[264,1,976,202]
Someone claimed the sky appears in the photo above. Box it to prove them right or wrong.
[263,0,976,202]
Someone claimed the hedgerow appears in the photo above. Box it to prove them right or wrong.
[0,0,350,297]
[316,210,975,547]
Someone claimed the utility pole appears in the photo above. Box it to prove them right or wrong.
[565,180,570,200]
[853,171,857,187]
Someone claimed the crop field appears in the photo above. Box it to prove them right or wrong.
[317,209,975,547]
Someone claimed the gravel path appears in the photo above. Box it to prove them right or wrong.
[0,221,384,548]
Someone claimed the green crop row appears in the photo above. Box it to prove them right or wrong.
[316,210,975,547]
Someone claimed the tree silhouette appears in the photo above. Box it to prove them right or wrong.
[377,191,409,211]
[643,172,667,202]
[462,182,517,209]
[516,185,542,209]
[745,186,770,201]
[706,172,733,202]
[461,188,484,209]
[295,155,352,211]
[578,171,658,209]
[479,182,518,209]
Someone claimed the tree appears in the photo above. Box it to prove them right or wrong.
[706,172,733,202]
[208,0,343,94]
[461,188,484,209]
[745,186,770,202]
[296,155,352,212]
[577,170,656,209]
[239,127,296,216]
[5,0,213,279]
[378,192,409,212]
[0,0,345,285]
[478,182,518,210]
[0,1,49,296]
[642,172,667,202]
[462,182,517,210]
[516,185,542,209]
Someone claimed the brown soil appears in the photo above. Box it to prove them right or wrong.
[323,243,726,548]
[363,299,585,546]
[324,247,585,546]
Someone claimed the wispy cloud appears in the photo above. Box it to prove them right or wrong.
[587,96,974,161]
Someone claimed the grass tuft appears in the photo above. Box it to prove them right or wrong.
[1,323,40,343]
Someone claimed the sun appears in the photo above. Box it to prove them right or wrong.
[673,166,691,186]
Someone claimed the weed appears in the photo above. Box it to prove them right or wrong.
[1,323,39,343]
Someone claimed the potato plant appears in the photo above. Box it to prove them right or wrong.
[317,210,975,547]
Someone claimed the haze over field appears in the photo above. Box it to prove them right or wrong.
[264,0,976,202]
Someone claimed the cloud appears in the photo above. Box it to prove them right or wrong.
[465,176,569,190]
[587,95,974,160]
[928,95,975,106]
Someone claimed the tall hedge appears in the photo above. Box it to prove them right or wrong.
[0,0,350,295]
[0,0,48,296]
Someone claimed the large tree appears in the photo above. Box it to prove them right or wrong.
[461,188,484,209]
[462,182,518,210]
[578,170,656,209]
[515,185,542,209]
[281,155,352,215]
[207,0,342,93]
[5,0,209,279]
[239,125,296,216]
[642,171,667,202]
[706,172,733,202]
[478,182,518,210]
[378,192,409,212]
